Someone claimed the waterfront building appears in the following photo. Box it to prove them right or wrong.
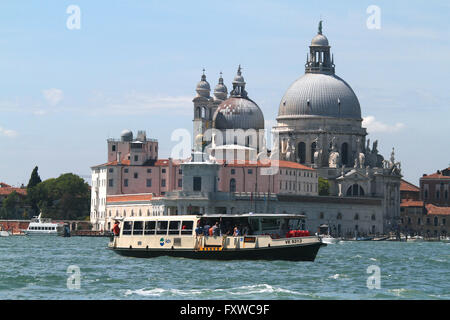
[90,22,401,237]
[400,179,421,202]
[420,167,450,206]
[400,167,450,238]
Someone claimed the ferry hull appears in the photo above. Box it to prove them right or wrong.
[110,242,323,261]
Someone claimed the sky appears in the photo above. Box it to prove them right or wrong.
[0,0,449,187]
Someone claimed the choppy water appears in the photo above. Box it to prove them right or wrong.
[0,236,449,299]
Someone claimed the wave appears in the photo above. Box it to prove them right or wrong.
[124,284,306,298]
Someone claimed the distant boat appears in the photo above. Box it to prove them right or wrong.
[320,235,340,244]
[441,236,450,243]
[0,230,11,237]
[355,236,373,241]
[24,212,62,236]
[407,236,424,242]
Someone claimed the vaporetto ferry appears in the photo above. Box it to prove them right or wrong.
[108,213,325,261]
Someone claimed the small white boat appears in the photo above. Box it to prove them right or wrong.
[0,230,11,237]
[407,236,424,242]
[320,235,340,244]
[441,237,450,243]
[25,212,61,236]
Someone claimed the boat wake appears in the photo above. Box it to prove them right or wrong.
[124,284,306,298]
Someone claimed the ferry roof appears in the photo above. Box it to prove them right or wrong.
[120,213,306,221]
[202,213,306,219]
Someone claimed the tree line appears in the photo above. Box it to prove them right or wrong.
[0,167,90,220]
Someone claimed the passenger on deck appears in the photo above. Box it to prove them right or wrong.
[212,222,220,236]
[112,221,120,236]
[233,225,241,237]
[203,223,210,236]
[195,221,203,236]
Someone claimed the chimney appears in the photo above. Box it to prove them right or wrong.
[117,152,122,165]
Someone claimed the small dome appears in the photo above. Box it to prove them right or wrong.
[213,97,264,130]
[121,129,133,142]
[311,33,329,46]
[196,71,210,98]
[214,73,228,101]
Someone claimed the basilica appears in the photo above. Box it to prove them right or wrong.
[90,22,402,237]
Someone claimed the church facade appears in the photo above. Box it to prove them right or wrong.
[90,22,401,237]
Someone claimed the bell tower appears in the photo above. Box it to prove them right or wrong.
[193,69,212,152]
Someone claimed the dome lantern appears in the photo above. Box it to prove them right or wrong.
[305,21,335,74]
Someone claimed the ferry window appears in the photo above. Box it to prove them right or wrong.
[144,221,156,235]
[249,218,260,232]
[133,221,144,235]
[156,221,168,235]
[181,221,193,235]
[123,221,132,235]
[261,218,280,232]
[169,221,181,235]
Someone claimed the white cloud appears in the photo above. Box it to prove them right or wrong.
[42,88,64,106]
[90,91,193,115]
[363,116,405,133]
[0,126,18,137]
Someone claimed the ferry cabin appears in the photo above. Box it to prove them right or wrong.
[109,214,323,261]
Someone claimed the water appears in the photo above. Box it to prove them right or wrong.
[0,236,449,300]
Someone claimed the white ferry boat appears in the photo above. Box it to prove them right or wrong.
[108,213,325,261]
[25,213,61,236]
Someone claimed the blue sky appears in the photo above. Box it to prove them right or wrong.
[0,0,449,186]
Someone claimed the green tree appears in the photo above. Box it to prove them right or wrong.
[1,191,20,219]
[318,177,330,196]
[27,166,42,215]
[27,166,42,189]
[32,173,90,220]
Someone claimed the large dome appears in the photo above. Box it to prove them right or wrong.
[277,73,361,120]
[213,97,264,130]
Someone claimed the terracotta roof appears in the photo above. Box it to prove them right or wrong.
[421,168,450,180]
[92,158,186,169]
[107,193,153,203]
[400,179,420,192]
[0,182,12,188]
[400,200,424,207]
[425,204,450,216]
[217,160,315,171]
[0,187,27,196]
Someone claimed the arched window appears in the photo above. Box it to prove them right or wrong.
[337,212,342,220]
[341,142,349,166]
[434,217,438,226]
[371,214,376,221]
[230,178,236,192]
[310,142,316,163]
[298,142,306,164]
[346,184,365,197]
[354,213,359,220]
[195,107,201,118]
[201,107,207,118]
